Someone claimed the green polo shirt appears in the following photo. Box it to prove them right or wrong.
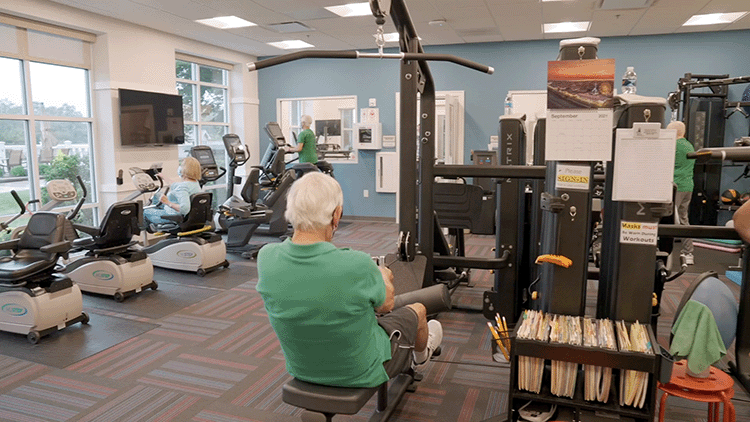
[674,137,695,192]
[256,239,391,387]
[297,128,318,164]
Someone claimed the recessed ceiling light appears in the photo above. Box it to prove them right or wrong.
[324,2,372,17]
[683,12,748,26]
[195,16,256,29]
[267,40,315,50]
[543,21,591,33]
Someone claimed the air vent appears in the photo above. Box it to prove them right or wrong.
[599,0,653,10]
[268,21,313,33]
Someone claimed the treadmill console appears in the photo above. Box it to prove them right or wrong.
[222,134,249,163]
[264,122,287,147]
[190,146,221,181]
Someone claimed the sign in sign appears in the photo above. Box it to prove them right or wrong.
[556,164,591,191]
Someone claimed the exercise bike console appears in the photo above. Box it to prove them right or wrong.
[46,179,78,202]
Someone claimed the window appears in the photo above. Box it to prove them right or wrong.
[0,21,96,240]
[175,56,231,206]
[277,96,358,163]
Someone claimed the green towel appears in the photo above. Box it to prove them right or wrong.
[670,300,727,375]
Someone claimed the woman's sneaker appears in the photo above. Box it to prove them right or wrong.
[414,320,443,369]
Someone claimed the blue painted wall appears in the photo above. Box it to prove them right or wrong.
[257,30,750,219]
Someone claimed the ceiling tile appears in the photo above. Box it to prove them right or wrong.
[649,0,709,9]
[588,9,647,36]
[699,0,750,13]
[628,6,696,34]
[448,15,497,31]
[38,0,747,56]
[487,1,542,18]
[461,33,504,43]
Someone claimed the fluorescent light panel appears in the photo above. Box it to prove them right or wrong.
[267,40,315,49]
[325,2,372,17]
[683,12,748,26]
[543,21,590,33]
[195,16,256,29]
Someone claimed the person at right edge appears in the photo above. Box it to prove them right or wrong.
[670,120,695,265]
[289,114,318,164]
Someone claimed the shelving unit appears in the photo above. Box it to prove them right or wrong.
[507,321,668,422]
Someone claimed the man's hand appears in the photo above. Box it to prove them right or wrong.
[375,266,395,313]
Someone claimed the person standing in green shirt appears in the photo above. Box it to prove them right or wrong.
[669,120,695,265]
[290,114,318,164]
[256,172,443,388]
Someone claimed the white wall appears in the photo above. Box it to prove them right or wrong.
[1,0,259,209]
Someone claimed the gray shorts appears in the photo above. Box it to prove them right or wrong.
[377,306,418,378]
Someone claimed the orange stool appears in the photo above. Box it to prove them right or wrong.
[657,360,735,422]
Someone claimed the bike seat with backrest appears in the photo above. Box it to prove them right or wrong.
[154,192,213,234]
[240,168,261,206]
[0,212,71,283]
[73,201,142,254]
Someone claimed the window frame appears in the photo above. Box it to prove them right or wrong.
[276,95,359,164]
[175,57,232,202]
[0,22,98,224]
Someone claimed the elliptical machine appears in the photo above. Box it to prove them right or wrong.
[209,135,276,258]
[0,189,88,344]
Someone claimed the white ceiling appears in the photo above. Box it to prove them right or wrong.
[47,0,750,57]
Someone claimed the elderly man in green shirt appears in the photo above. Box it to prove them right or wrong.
[289,114,318,164]
[669,120,695,265]
[256,172,443,388]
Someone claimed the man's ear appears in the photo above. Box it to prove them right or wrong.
[333,205,343,226]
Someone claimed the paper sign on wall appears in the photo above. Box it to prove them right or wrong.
[612,123,676,203]
[360,108,379,123]
[620,221,658,245]
[555,164,591,191]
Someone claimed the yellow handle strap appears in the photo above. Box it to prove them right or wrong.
[535,254,573,268]
[177,225,213,237]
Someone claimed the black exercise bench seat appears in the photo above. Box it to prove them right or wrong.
[282,373,414,421]
[281,285,451,421]
[283,378,380,416]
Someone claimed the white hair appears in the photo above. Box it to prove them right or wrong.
[300,115,313,127]
[285,172,343,231]
[667,120,686,138]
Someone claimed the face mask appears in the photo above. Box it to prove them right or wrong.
[177,166,183,177]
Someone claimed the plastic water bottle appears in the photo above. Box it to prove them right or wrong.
[504,94,512,115]
[621,66,637,94]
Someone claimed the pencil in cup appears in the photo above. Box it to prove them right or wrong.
[495,314,512,354]
[487,322,510,361]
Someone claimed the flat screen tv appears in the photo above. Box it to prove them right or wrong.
[119,88,185,146]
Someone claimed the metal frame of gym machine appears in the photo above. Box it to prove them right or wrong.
[247,0,508,293]
[671,74,750,226]
[246,1,498,419]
